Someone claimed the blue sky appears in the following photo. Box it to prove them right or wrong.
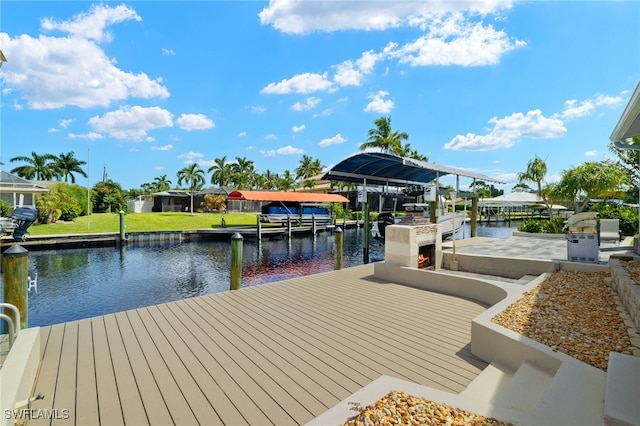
[1,1,638,192]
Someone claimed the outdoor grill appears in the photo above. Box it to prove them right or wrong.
[565,212,599,263]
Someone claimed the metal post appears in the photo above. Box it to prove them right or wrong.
[230,233,243,290]
[287,216,292,239]
[363,202,370,264]
[334,227,343,270]
[119,210,125,242]
[256,214,262,240]
[311,214,316,239]
[3,244,29,329]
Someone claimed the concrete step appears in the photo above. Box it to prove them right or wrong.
[492,361,555,412]
[532,361,606,426]
[604,352,640,426]
[459,362,513,403]
[513,275,539,285]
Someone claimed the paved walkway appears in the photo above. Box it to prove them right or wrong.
[444,235,635,264]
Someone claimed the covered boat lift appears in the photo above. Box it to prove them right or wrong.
[321,152,503,263]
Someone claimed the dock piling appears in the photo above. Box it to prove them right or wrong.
[3,244,29,329]
[230,233,243,290]
[119,210,126,243]
[334,227,343,270]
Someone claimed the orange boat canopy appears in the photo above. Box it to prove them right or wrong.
[226,190,348,203]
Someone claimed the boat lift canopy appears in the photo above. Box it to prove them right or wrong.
[226,190,348,203]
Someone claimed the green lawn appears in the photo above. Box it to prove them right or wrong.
[28,212,263,235]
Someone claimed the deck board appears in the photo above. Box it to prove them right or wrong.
[30,264,489,425]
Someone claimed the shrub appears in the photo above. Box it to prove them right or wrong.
[0,199,11,217]
[36,182,87,223]
[587,202,638,236]
[518,220,543,233]
[542,216,566,234]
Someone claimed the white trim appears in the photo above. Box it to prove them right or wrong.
[610,81,640,141]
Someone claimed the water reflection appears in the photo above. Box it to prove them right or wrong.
[24,223,513,327]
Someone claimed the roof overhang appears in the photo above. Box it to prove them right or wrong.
[227,190,349,203]
[611,81,640,141]
[321,152,503,187]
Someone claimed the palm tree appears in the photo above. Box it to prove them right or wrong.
[295,155,323,181]
[208,156,233,187]
[153,174,172,192]
[518,155,553,218]
[359,116,409,155]
[277,170,296,191]
[260,169,279,190]
[53,151,88,183]
[177,163,205,214]
[231,156,256,189]
[10,151,58,180]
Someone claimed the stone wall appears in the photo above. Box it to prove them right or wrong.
[609,257,640,341]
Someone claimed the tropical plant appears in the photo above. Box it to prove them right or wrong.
[153,174,172,192]
[53,151,88,183]
[277,170,296,191]
[295,155,323,181]
[518,155,554,218]
[553,161,629,213]
[230,156,256,189]
[92,180,126,213]
[208,156,234,187]
[177,163,205,214]
[303,179,316,190]
[202,194,226,212]
[9,151,58,180]
[359,116,409,155]
[0,199,11,217]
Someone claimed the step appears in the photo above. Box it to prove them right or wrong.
[459,362,513,403]
[513,275,539,285]
[604,352,640,426]
[492,361,555,412]
[532,360,606,426]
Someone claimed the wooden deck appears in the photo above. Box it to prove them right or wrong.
[28,264,489,425]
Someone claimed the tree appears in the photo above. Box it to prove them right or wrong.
[396,142,428,161]
[208,156,233,187]
[230,156,256,189]
[470,180,492,198]
[553,161,629,213]
[153,174,172,192]
[92,180,126,213]
[359,116,409,155]
[518,155,554,218]
[277,170,296,191]
[53,151,87,183]
[259,169,279,190]
[512,182,534,192]
[10,151,58,180]
[295,155,323,181]
[609,136,640,203]
[177,163,205,214]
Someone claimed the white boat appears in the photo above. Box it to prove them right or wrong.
[371,208,467,241]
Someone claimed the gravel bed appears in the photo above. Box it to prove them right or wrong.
[621,258,640,283]
[343,391,513,426]
[492,270,633,371]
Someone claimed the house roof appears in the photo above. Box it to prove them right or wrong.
[321,152,503,187]
[0,171,49,193]
[611,81,640,141]
[226,190,349,203]
[480,191,542,206]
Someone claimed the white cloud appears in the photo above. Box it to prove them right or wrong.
[292,124,305,132]
[248,105,266,114]
[88,105,174,141]
[0,5,169,109]
[261,72,333,95]
[276,145,304,155]
[129,147,140,152]
[151,144,173,151]
[178,151,204,164]
[68,132,104,140]
[176,113,215,131]
[59,118,73,129]
[557,93,624,120]
[364,90,394,114]
[291,97,321,111]
[319,133,347,147]
[333,60,364,87]
[239,131,247,137]
[259,0,512,34]
[48,127,60,133]
[259,150,276,157]
[444,109,566,151]
[162,48,175,56]
[265,133,278,140]
[387,14,525,67]
[585,150,597,157]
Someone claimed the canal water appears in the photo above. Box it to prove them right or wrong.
[16,222,517,327]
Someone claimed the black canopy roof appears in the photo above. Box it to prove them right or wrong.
[322,152,502,187]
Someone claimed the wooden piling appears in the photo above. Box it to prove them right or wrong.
[471,197,478,237]
[287,216,292,239]
[311,214,316,238]
[230,233,243,290]
[119,210,126,243]
[334,227,343,270]
[3,244,29,329]
[256,214,262,240]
